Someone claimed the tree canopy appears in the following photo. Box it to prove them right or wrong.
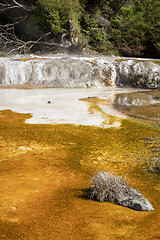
[0,0,159,58]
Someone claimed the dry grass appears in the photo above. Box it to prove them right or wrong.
[148,157,160,174]
[88,171,142,203]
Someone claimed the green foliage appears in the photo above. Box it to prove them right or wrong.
[38,0,81,14]
[81,14,107,44]
[84,0,133,18]
[110,0,160,56]
[33,4,67,33]
[31,0,160,57]
[33,0,82,34]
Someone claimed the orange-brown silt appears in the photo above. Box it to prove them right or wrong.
[0,110,159,240]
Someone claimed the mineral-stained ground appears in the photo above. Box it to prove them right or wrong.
[0,110,159,239]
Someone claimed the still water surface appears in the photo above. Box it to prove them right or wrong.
[0,87,159,127]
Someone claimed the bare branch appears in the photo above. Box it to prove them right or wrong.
[12,0,32,12]
[0,0,32,12]
[0,23,71,54]
[0,0,72,54]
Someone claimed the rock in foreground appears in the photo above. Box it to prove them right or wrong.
[88,171,154,211]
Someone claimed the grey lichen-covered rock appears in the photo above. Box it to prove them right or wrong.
[119,197,154,211]
[88,171,154,211]
[116,60,160,88]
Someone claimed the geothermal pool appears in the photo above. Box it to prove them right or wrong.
[0,87,149,127]
[0,87,159,127]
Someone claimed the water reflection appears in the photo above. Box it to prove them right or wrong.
[113,89,160,126]
[0,88,159,127]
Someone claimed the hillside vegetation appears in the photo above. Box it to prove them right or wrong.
[0,0,160,57]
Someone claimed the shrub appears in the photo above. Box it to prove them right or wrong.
[88,171,142,203]
[148,157,160,175]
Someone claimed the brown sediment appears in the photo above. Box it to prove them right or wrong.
[79,96,120,127]
[116,58,160,64]
[19,57,45,61]
[79,97,110,105]
[0,85,49,89]
[114,103,160,128]
[120,105,160,126]
[152,60,160,65]
[0,110,159,239]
